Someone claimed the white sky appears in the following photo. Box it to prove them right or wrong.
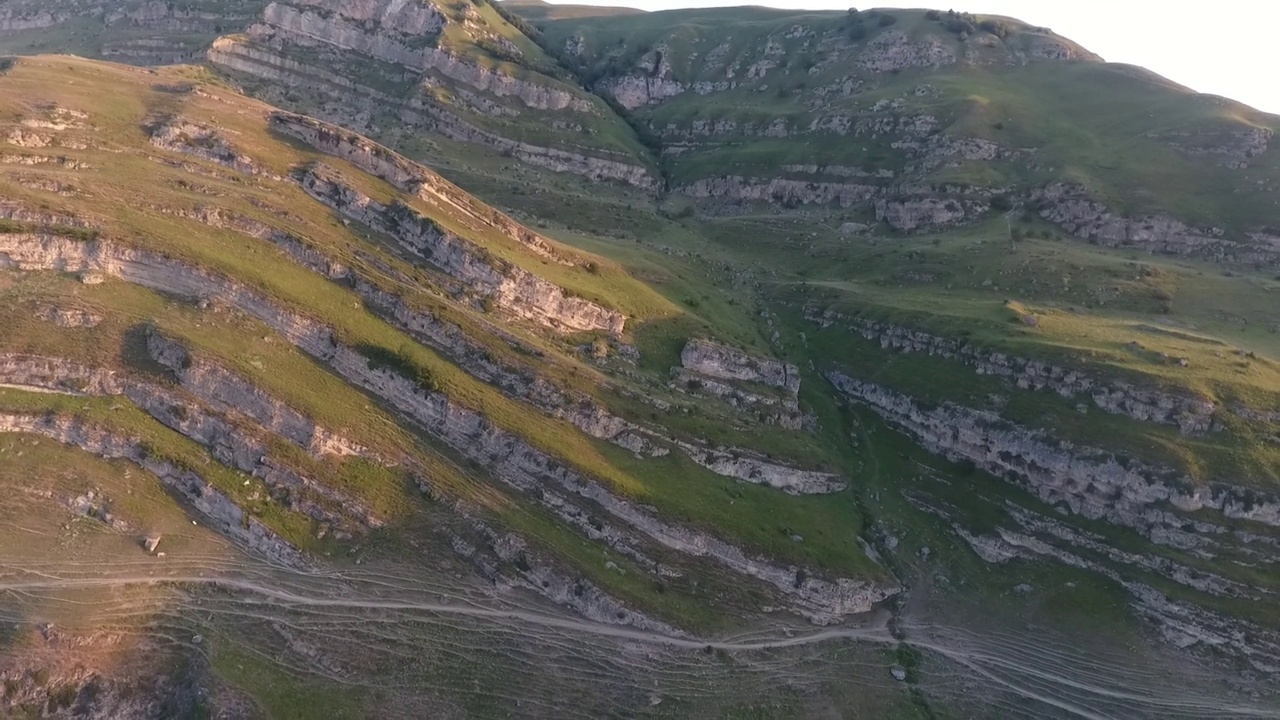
[544,0,1280,114]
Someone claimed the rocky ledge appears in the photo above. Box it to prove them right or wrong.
[807,309,1222,435]
[270,112,571,264]
[0,412,303,566]
[680,339,801,395]
[251,0,592,113]
[0,231,896,621]
[298,164,626,335]
[829,372,1280,544]
[207,39,658,187]
[1033,182,1280,265]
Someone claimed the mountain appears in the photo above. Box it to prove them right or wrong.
[0,3,1277,718]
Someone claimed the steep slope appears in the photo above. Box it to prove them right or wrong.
[0,55,915,715]
[0,3,1278,717]
[206,0,657,187]
[535,7,1280,255]
[0,0,265,63]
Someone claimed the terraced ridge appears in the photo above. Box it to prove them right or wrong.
[0,4,1279,717]
[205,0,656,188]
[0,52,900,655]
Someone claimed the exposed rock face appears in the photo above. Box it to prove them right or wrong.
[207,38,657,187]
[944,505,1280,670]
[0,232,896,620]
[254,1,589,112]
[145,332,365,458]
[35,304,102,328]
[808,309,1221,435]
[828,372,1280,539]
[0,412,303,566]
[1033,183,1280,264]
[174,196,838,495]
[670,367,804,430]
[680,176,877,208]
[1150,125,1273,169]
[0,353,378,532]
[857,31,955,72]
[600,45,686,109]
[451,518,681,634]
[672,440,845,495]
[270,112,571,264]
[0,7,62,32]
[680,339,801,395]
[298,165,626,335]
[148,116,276,178]
[875,196,988,232]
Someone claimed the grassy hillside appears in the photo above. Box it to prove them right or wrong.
[0,2,1276,715]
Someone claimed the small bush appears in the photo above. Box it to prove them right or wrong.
[979,20,1011,38]
[925,9,941,20]
[847,20,868,40]
[878,14,897,27]
[358,343,439,393]
[990,195,1014,212]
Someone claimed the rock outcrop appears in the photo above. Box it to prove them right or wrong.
[1150,125,1273,169]
[0,353,378,532]
[680,339,801,395]
[1033,183,1280,265]
[857,31,956,72]
[0,231,896,620]
[875,196,989,232]
[808,309,1222,435]
[145,332,365,459]
[148,116,278,178]
[0,412,303,566]
[298,165,626,335]
[253,0,588,112]
[270,112,572,264]
[680,175,878,208]
[209,37,657,186]
[828,372,1280,540]
[171,197,840,494]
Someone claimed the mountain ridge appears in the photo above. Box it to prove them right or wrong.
[0,3,1277,717]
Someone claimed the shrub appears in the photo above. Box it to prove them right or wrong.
[878,14,897,27]
[943,9,977,34]
[358,343,440,393]
[990,195,1014,212]
[847,20,868,40]
[979,20,1011,38]
[925,9,942,20]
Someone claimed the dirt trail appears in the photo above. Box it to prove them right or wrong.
[0,569,1273,719]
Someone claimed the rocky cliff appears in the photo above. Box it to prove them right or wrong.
[0,230,894,621]
[808,309,1225,435]
[828,372,1280,542]
[205,0,657,188]
[297,164,625,335]
[0,412,303,566]
[680,339,801,395]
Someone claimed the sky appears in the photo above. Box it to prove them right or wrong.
[543,0,1280,114]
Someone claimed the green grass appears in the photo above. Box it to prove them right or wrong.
[0,57,895,608]
[212,642,365,720]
